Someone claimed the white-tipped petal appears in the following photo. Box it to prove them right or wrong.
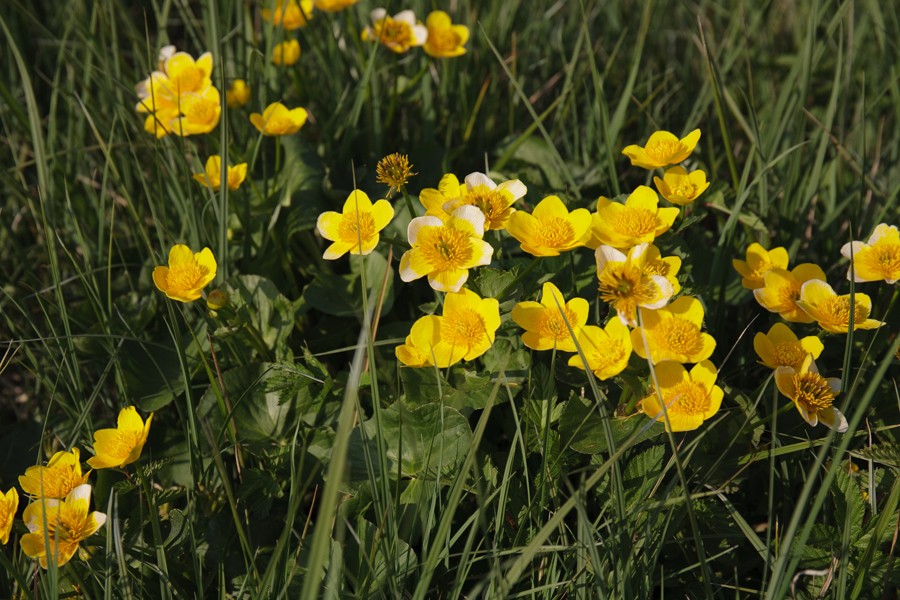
[412,24,428,45]
[452,205,486,237]
[498,179,528,200]
[827,377,841,394]
[464,172,496,190]
[475,240,494,266]
[92,511,108,528]
[595,245,626,271]
[399,251,421,282]
[407,216,442,244]
[394,10,416,25]
[840,240,865,259]
[643,275,674,310]
[370,8,387,22]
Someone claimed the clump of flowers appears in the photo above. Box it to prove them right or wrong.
[752,263,827,323]
[424,172,528,231]
[362,9,428,54]
[316,190,394,259]
[153,244,218,303]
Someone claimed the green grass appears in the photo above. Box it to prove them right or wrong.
[1,0,899,598]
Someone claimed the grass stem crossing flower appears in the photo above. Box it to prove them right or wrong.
[796,280,884,333]
[19,448,89,500]
[631,296,716,364]
[193,155,248,191]
[20,484,106,568]
[596,243,674,326]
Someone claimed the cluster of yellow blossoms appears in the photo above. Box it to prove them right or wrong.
[1,408,151,567]
[362,8,469,57]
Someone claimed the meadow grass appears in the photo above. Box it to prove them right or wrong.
[0,0,898,598]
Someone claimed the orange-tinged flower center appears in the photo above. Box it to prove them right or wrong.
[650,318,703,356]
[792,371,835,412]
[772,342,807,368]
[670,180,698,199]
[419,226,474,271]
[101,430,143,463]
[533,216,576,248]
[168,260,209,291]
[185,98,217,124]
[861,244,900,278]
[609,207,659,238]
[441,308,487,348]
[598,263,659,307]
[461,185,513,229]
[337,211,376,244]
[646,139,685,163]
[538,307,579,342]
[665,381,710,415]
[644,258,672,278]
[373,18,414,48]
[588,341,628,371]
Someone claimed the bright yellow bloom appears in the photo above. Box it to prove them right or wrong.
[506,196,591,257]
[250,102,308,136]
[87,407,153,469]
[733,242,790,289]
[362,9,428,53]
[399,206,493,292]
[171,86,221,136]
[19,448,89,500]
[0,487,19,545]
[774,355,846,432]
[316,190,394,259]
[313,0,358,11]
[796,280,884,333]
[395,316,441,367]
[642,244,682,296]
[432,289,501,367]
[437,172,528,230]
[511,281,589,352]
[622,129,701,170]
[753,263,826,323]
[423,10,469,58]
[20,484,106,568]
[135,49,218,137]
[419,173,462,220]
[753,322,824,371]
[653,166,710,206]
[376,153,416,195]
[841,223,900,284]
[152,244,217,302]
[567,319,633,380]
[596,243,674,327]
[226,79,251,108]
[272,39,301,65]
[262,0,313,29]
[193,155,248,191]
[631,296,716,365]
[640,361,723,432]
[586,186,679,249]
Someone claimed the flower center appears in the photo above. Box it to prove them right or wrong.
[666,381,710,415]
[793,371,835,412]
[54,506,93,543]
[534,216,575,248]
[864,244,900,277]
[598,263,662,323]
[420,226,474,271]
[441,308,487,348]
[102,430,143,462]
[671,181,698,199]
[185,97,217,124]
[776,279,802,311]
[338,211,376,244]
[644,258,671,278]
[589,341,628,371]
[538,307,579,342]
[461,185,513,229]
[168,260,207,291]
[429,28,461,52]
[373,18,414,49]
[819,295,868,327]
[650,318,703,357]
[646,139,685,163]
[609,207,659,238]
[772,343,807,368]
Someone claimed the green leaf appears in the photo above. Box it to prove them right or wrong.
[472,267,518,299]
[119,338,185,412]
[222,275,299,361]
[559,396,664,454]
[303,251,394,318]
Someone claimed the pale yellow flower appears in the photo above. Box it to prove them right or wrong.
[733,243,789,290]
[841,223,900,284]
[596,243,674,326]
[193,155,248,191]
[20,484,107,568]
[653,166,710,206]
[315,190,394,259]
[362,9,428,54]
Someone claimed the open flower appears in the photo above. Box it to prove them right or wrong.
[640,360,723,432]
[441,172,528,231]
[596,243,674,326]
[171,86,221,136]
[775,355,846,432]
[642,244,683,296]
[567,318,633,380]
[152,244,217,302]
[314,0,358,11]
[653,166,710,206]
[316,190,394,259]
[250,102,308,136]
[753,323,824,371]
[193,155,248,191]
[430,289,500,367]
[262,0,313,29]
[399,206,493,292]
[19,448,90,500]
[20,484,107,568]
[423,10,469,58]
[631,296,716,365]
[506,195,591,257]
[622,129,701,170]
[586,186,679,249]
[362,9,428,54]
[272,39,301,65]
[226,79,250,108]
[753,263,826,323]
[1,487,19,545]
[511,281,589,352]
[87,407,153,469]
[733,243,790,289]
[796,280,884,333]
[395,316,441,367]
[841,223,900,284]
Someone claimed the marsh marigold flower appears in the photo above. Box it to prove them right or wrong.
[226,79,251,108]
[753,263,826,323]
[753,323,823,371]
[314,0,358,11]
[643,244,683,296]
[87,407,153,469]
[796,280,884,333]
[622,129,702,170]
[511,281,588,352]
[376,153,416,196]
[1,487,19,545]
[20,484,106,568]
[193,155,248,191]
[653,166,710,206]
[437,172,528,231]
[19,448,89,500]
[362,9,428,54]
[841,223,900,284]
[640,361,723,432]
[262,0,313,29]
[153,244,217,302]
[596,243,674,326]
[423,11,469,58]
[316,190,394,259]
[431,289,499,367]
[506,195,592,257]
[395,316,442,368]
[172,86,222,136]
[631,296,716,365]
[272,39,301,65]
[586,186,679,250]
[568,319,633,380]
[399,206,493,292]
[775,355,846,432]
[250,101,308,136]
[733,242,789,289]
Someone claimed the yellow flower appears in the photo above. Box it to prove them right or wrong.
[313,0,358,11]
[567,319,633,380]
[586,186,679,250]
[631,296,716,365]
[653,166,710,206]
[262,0,313,29]
[399,206,493,292]
[440,172,528,231]
[796,280,884,333]
[596,243,675,327]
[376,153,416,195]
[362,9,428,54]
[171,86,222,136]
[19,448,89,500]
[152,244,217,302]
[395,316,441,367]
[226,79,251,108]
[775,355,846,432]
[733,242,790,289]
[622,129,702,170]
[250,101,308,136]
[316,190,394,259]
[20,484,106,568]
[642,244,682,296]
[423,10,469,58]
[511,281,589,352]
[272,39,301,65]
[87,407,153,469]
[506,195,592,257]
[753,263,826,323]
[0,487,19,545]
[841,223,900,284]
[135,50,218,137]
[193,155,248,191]
[640,361,723,432]
[753,323,824,371]
[431,289,501,367]
[419,173,462,220]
